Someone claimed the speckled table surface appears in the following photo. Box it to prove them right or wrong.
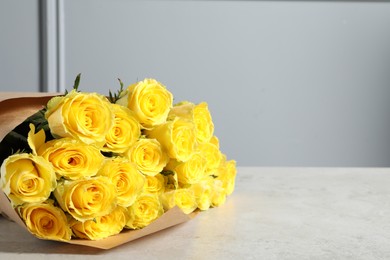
[1,167,389,259]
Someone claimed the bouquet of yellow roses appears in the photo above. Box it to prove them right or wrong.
[0,76,236,249]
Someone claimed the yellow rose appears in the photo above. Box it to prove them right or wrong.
[19,200,72,241]
[71,206,129,240]
[193,102,214,144]
[185,176,226,209]
[212,153,226,177]
[102,104,141,154]
[160,190,175,211]
[38,138,104,180]
[45,90,114,146]
[168,101,214,144]
[117,78,173,128]
[198,141,222,174]
[210,179,227,207]
[145,117,196,162]
[160,189,197,214]
[143,174,165,194]
[173,188,197,214]
[216,159,237,195]
[1,153,56,206]
[168,101,195,121]
[126,138,168,176]
[54,176,117,222]
[97,157,145,207]
[190,181,212,211]
[165,153,207,185]
[126,193,164,229]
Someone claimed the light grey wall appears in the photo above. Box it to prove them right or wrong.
[2,1,390,167]
[0,0,40,92]
[63,0,390,167]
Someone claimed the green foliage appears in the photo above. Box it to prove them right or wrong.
[108,78,126,103]
[161,170,174,176]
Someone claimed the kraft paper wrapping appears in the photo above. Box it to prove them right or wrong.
[0,92,197,249]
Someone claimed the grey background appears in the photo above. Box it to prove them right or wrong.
[1,0,390,167]
[0,0,40,92]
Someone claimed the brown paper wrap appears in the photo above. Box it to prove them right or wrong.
[0,92,197,249]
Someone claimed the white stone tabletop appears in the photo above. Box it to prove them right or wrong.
[1,167,389,259]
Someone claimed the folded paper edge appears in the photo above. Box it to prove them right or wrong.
[67,207,198,249]
[0,92,59,102]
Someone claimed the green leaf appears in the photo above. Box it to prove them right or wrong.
[118,78,124,90]
[73,73,81,91]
